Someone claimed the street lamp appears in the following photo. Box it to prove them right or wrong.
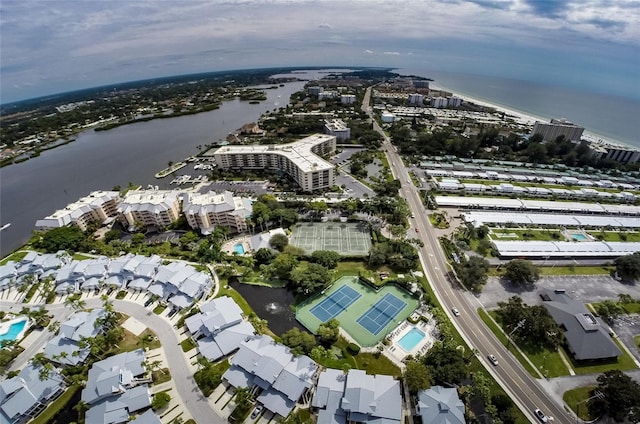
[576,391,604,424]
[506,319,526,349]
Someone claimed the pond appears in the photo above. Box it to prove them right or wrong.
[229,279,305,336]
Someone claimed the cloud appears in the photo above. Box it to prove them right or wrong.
[0,0,638,102]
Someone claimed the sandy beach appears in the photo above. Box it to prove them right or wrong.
[431,83,635,149]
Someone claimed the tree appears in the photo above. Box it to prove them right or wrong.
[269,253,298,280]
[594,300,625,324]
[423,343,467,385]
[495,296,563,350]
[456,256,490,292]
[311,250,340,269]
[234,386,253,411]
[37,226,87,253]
[281,328,316,355]
[152,391,171,410]
[615,252,640,281]
[254,248,276,265]
[290,263,331,295]
[590,370,640,422]
[503,259,540,285]
[317,319,340,346]
[269,234,289,251]
[403,360,431,394]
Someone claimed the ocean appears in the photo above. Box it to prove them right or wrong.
[397,69,640,149]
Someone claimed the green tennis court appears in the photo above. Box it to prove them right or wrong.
[289,222,371,256]
[296,275,419,347]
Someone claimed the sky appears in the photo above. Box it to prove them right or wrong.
[1,0,639,104]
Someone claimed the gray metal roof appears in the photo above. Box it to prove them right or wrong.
[130,409,162,424]
[313,369,347,424]
[416,386,465,424]
[82,349,146,405]
[341,370,401,422]
[541,290,621,361]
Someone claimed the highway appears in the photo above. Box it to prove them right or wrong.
[362,87,573,423]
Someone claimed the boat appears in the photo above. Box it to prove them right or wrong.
[0,223,11,231]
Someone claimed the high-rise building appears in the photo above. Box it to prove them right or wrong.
[532,119,585,142]
[36,191,121,231]
[324,119,351,141]
[212,134,336,192]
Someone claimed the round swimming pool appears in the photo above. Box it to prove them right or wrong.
[398,327,425,352]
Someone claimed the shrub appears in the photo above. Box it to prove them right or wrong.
[346,343,360,354]
[152,391,171,410]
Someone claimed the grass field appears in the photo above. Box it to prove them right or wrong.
[491,228,563,241]
[591,231,640,242]
[488,265,613,277]
[563,386,597,420]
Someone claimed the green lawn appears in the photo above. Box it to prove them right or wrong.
[635,335,640,350]
[0,251,27,265]
[563,386,597,421]
[591,231,640,242]
[180,338,197,352]
[491,228,563,241]
[478,309,547,377]
[72,253,92,260]
[30,385,81,424]
[153,304,167,314]
[539,265,614,276]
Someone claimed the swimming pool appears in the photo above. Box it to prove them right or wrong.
[0,318,28,343]
[398,327,425,352]
[571,233,588,241]
[234,243,246,255]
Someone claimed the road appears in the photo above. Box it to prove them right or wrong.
[362,86,573,423]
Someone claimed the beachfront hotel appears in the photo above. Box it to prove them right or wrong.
[212,134,336,192]
[117,189,181,231]
[35,190,121,231]
[532,118,585,142]
[182,190,253,235]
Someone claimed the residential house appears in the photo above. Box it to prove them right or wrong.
[0,364,65,424]
[416,386,466,424]
[44,309,106,366]
[312,368,347,424]
[341,369,402,424]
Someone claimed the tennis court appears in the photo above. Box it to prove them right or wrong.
[296,275,419,347]
[310,285,361,322]
[289,222,371,256]
[356,293,407,335]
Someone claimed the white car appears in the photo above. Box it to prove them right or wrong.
[534,408,549,423]
[488,354,498,366]
[452,307,460,317]
[251,404,263,419]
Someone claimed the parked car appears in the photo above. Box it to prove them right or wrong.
[144,298,154,307]
[251,404,263,419]
[534,408,549,422]
[167,307,179,318]
[488,354,498,366]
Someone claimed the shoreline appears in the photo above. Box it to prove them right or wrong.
[431,83,636,150]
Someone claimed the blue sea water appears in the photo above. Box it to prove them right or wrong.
[398,69,640,149]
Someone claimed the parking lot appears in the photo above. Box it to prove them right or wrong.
[612,314,640,362]
[477,275,640,310]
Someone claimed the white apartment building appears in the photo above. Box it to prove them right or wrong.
[36,191,121,231]
[408,93,424,105]
[182,191,253,235]
[324,119,351,141]
[431,97,448,108]
[212,134,336,192]
[532,118,585,142]
[447,96,462,107]
[341,94,357,104]
[117,190,181,231]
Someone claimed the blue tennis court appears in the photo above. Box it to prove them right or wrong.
[356,293,407,335]
[310,285,362,322]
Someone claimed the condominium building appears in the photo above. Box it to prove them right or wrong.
[408,93,424,105]
[589,143,640,165]
[324,119,351,141]
[447,96,462,107]
[182,191,253,235]
[117,190,181,231]
[431,97,448,108]
[532,118,585,142]
[341,94,356,105]
[36,190,121,231]
[212,134,336,192]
